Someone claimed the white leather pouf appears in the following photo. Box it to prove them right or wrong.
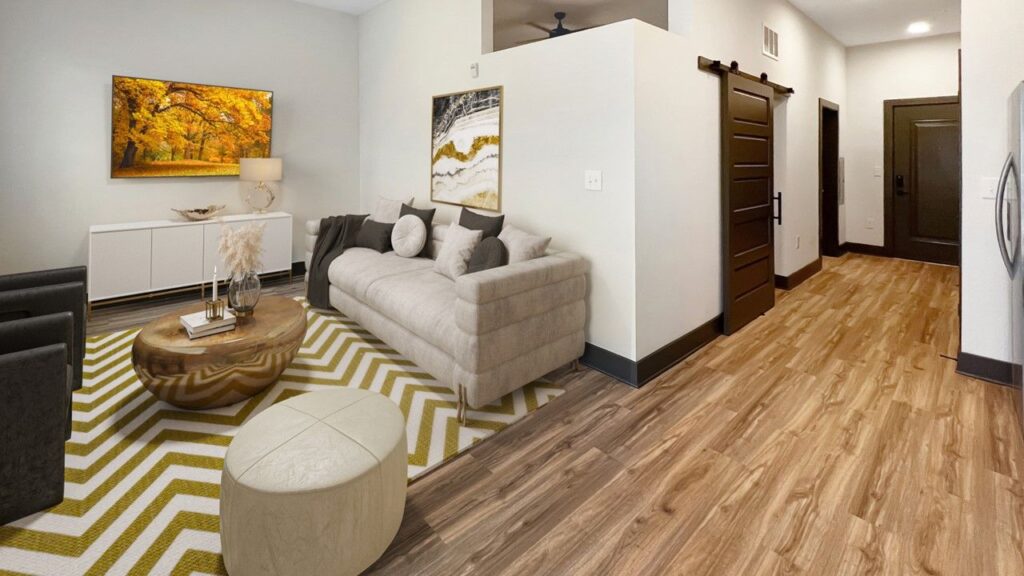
[220,389,407,576]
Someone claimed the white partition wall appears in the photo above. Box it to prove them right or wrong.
[89,212,293,302]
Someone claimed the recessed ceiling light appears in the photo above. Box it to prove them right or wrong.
[907,21,932,34]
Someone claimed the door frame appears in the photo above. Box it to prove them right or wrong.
[819,98,841,257]
[882,95,961,256]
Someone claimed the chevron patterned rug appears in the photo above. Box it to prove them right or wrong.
[0,300,565,576]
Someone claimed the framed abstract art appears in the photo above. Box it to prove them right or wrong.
[431,86,503,212]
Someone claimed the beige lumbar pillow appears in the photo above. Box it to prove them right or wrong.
[434,223,483,280]
[498,225,551,263]
[372,196,414,224]
[392,215,428,258]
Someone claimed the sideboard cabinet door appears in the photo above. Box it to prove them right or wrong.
[89,229,152,300]
[152,225,204,291]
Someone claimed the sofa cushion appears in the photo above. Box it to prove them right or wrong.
[459,208,504,239]
[467,237,508,274]
[498,225,551,263]
[362,269,460,356]
[328,249,432,301]
[391,215,427,258]
[434,224,483,280]
[399,204,436,258]
[356,219,395,253]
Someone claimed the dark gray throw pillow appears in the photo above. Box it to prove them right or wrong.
[356,219,395,253]
[467,237,509,274]
[400,204,436,258]
[459,208,505,239]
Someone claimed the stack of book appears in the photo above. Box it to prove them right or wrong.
[180,309,237,340]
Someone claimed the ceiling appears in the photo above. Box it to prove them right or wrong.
[290,0,387,15]
[788,0,960,46]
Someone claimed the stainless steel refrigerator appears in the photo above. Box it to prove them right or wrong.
[995,82,1023,398]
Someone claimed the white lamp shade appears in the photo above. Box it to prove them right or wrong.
[239,158,283,182]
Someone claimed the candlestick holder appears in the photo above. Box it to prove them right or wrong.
[205,299,225,321]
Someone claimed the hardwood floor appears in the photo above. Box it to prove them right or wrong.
[86,276,305,336]
[89,254,1024,575]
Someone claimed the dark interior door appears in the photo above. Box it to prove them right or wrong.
[820,103,841,257]
[892,101,961,265]
[721,73,775,335]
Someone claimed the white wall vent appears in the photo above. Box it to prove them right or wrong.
[763,24,779,60]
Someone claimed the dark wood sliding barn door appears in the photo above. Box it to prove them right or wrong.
[721,73,776,335]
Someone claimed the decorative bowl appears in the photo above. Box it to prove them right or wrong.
[173,205,227,222]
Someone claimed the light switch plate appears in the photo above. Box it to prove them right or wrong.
[873,165,882,178]
[981,176,999,200]
[585,170,603,191]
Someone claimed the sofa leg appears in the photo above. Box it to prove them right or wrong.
[456,384,467,426]
[572,358,583,373]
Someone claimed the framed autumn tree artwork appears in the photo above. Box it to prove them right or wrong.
[111,76,273,178]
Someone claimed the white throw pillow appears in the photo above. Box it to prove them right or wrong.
[498,225,551,263]
[434,223,483,280]
[372,196,413,224]
[392,215,428,258]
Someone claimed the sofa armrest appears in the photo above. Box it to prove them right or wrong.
[0,266,87,294]
[455,253,588,305]
[0,283,85,391]
[0,313,74,357]
[305,219,322,271]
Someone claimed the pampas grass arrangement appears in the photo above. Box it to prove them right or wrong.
[219,223,266,277]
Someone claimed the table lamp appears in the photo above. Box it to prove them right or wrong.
[239,158,283,214]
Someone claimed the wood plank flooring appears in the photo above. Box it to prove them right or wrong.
[89,254,1024,575]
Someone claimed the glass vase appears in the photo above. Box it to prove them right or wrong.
[228,270,261,317]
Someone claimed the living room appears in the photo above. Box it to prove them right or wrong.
[2,0,1023,574]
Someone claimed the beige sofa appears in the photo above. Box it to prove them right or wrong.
[305,220,588,417]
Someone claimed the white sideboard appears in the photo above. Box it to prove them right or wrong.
[88,212,293,303]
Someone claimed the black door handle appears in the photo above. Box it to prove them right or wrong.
[895,175,907,196]
[773,192,782,225]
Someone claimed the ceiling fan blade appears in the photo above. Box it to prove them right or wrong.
[527,22,551,33]
[515,37,547,46]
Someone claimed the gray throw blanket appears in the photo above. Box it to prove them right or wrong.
[306,214,368,309]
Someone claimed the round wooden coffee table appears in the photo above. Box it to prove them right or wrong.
[132,296,307,410]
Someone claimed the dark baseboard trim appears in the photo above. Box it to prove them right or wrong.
[292,261,307,276]
[636,315,723,384]
[956,351,1016,388]
[582,315,723,388]
[842,242,889,257]
[774,258,822,290]
[581,343,638,386]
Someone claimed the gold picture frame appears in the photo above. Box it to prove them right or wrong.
[430,86,503,213]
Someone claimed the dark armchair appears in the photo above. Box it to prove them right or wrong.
[0,313,73,525]
[0,266,86,525]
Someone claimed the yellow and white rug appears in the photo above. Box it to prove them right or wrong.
[0,301,564,576]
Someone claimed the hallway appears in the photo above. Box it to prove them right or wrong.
[373,254,1024,575]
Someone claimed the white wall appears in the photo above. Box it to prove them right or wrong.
[631,0,846,358]
[844,34,961,247]
[0,0,360,275]
[360,0,641,359]
[361,0,847,361]
[961,0,1024,362]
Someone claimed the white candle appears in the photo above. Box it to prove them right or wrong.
[212,266,218,301]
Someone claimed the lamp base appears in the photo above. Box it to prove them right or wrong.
[244,182,276,213]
